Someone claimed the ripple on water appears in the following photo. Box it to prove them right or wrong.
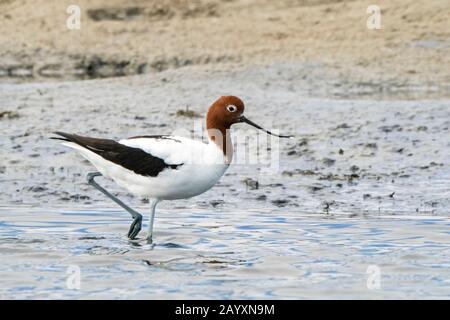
[0,207,449,299]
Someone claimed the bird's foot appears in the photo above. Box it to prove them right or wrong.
[146,234,153,244]
[127,214,142,239]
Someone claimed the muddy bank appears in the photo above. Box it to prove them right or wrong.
[2,57,448,100]
[0,62,449,215]
[0,54,238,82]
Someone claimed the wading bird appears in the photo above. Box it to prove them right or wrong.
[53,96,292,242]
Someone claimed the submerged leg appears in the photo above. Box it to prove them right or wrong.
[86,171,142,239]
[147,198,159,243]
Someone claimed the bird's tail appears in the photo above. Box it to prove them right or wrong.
[50,131,73,142]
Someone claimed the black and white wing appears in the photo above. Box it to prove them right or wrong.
[52,132,183,177]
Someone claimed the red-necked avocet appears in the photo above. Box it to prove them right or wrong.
[52,96,292,242]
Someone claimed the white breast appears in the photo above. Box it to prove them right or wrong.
[121,136,229,199]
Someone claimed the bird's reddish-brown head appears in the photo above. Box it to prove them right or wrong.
[206,95,292,161]
[206,95,245,130]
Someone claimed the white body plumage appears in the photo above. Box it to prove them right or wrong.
[64,136,229,200]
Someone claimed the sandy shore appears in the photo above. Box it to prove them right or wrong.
[1,0,449,98]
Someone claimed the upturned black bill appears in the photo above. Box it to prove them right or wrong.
[239,116,293,138]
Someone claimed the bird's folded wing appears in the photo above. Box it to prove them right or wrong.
[53,132,183,177]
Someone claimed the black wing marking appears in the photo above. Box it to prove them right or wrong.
[52,132,183,177]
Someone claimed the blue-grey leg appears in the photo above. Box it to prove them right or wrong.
[86,172,142,239]
[147,198,159,243]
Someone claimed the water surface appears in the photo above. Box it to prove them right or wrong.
[0,206,449,299]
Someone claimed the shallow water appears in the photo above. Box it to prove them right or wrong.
[0,206,449,299]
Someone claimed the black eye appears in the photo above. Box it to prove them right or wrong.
[227,105,237,112]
